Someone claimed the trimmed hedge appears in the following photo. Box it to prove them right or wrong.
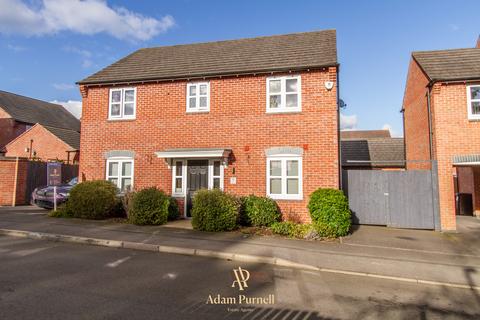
[241,195,280,227]
[308,188,351,237]
[66,180,118,220]
[270,221,313,239]
[191,189,240,232]
[128,187,172,225]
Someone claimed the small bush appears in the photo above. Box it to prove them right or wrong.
[308,188,351,237]
[168,197,179,221]
[66,180,118,220]
[191,189,240,232]
[128,187,170,225]
[270,221,313,239]
[241,195,280,227]
[48,204,73,218]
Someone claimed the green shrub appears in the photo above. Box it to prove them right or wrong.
[308,188,351,237]
[66,180,118,220]
[270,221,313,238]
[191,189,240,232]
[241,195,280,227]
[168,197,179,221]
[48,204,73,218]
[128,187,170,225]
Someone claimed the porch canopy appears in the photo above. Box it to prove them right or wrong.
[453,154,480,166]
[155,148,231,165]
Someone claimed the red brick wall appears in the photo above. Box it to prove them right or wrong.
[0,108,28,150]
[0,158,28,206]
[403,59,431,170]
[5,124,75,162]
[430,81,480,229]
[79,68,339,222]
[402,59,480,230]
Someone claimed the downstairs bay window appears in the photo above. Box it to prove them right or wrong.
[266,155,302,200]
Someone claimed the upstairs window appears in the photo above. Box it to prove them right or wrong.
[467,85,480,120]
[109,88,136,120]
[187,82,210,112]
[266,76,301,113]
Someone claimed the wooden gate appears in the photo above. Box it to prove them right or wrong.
[343,163,440,230]
[25,162,78,203]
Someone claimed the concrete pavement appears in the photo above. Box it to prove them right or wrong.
[1,236,479,320]
[0,206,479,289]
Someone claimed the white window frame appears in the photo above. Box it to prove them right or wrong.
[108,87,136,120]
[186,82,210,113]
[266,75,301,113]
[106,157,134,192]
[172,160,187,197]
[266,155,302,200]
[467,85,480,120]
[208,159,224,190]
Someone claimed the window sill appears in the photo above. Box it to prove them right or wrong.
[107,118,136,122]
[266,109,302,115]
[186,110,210,114]
[467,117,480,122]
[268,195,303,201]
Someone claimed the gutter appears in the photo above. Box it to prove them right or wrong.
[76,64,339,87]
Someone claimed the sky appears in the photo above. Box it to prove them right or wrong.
[0,0,478,137]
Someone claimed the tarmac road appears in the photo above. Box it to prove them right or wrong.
[0,236,479,320]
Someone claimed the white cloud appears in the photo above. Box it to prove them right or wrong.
[0,0,175,41]
[382,123,403,137]
[340,113,358,130]
[7,44,27,52]
[52,83,75,90]
[62,45,92,58]
[51,100,82,119]
[62,45,94,68]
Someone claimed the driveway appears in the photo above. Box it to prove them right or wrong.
[344,215,480,256]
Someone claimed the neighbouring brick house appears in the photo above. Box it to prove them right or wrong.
[0,90,80,162]
[341,130,405,170]
[403,40,480,230]
[5,124,80,163]
[77,30,340,221]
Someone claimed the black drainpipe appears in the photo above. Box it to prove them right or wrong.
[336,66,342,190]
[426,86,434,160]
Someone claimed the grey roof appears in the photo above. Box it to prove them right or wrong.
[413,48,480,82]
[341,138,405,168]
[341,130,390,140]
[43,125,80,150]
[78,30,337,85]
[0,90,80,132]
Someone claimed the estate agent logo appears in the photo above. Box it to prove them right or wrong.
[232,267,250,291]
[205,266,275,310]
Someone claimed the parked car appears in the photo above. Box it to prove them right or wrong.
[31,177,78,209]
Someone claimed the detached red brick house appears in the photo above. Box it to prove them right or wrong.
[0,90,80,162]
[403,41,480,230]
[77,30,340,221]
